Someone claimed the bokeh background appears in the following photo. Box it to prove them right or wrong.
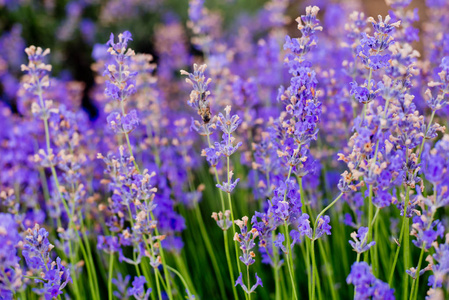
[0,0,427,119]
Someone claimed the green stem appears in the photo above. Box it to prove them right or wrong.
[224,230,238,299]
[150,212,173,300]
[193,206,226,298]
[417,110,436,163]
[247,265,251,300]
[227,193,243,274]
[314,193,343,226]
[274,262,280,300]
[139,259,155,300]
[388,206,407,285]
[310,192,343,299]
[283,222,298,300]
[154,268,163,300]
[166,265,194,299]
[317,239,338,300]
[80,216,101,299]
[403,187,411,300]
[77,231,100,300]
[410,187,437,300]
[306,238,312,300]
[365,185,374,264]
[409,246,425,300]
[204,125,238,299]
[174,255,196,296]
[108,252,114,300]
[373,210,380,277]
[311,239,317,300]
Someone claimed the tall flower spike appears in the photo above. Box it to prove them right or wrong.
[234,216,259,266]
[23,224,71,299]
[104,31,139,133]
[21,46,57,120]
[180,64,214,127]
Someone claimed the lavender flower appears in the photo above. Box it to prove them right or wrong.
[216,176,240,193]
[427,240,449,295]
[424,57,449,112]
[234,216,259,266]
[211,211,232,231]
[347,262,395,300]
[23,224,71,299]
[107,109,140,134]
[315,215,332,240]
[104,31,139,135]
[180,64,215,136]
[235,272,263,295]
[411,214,445,250]
[349,227,376,254]
[112,273,131,299]
[127,276,151,300]
[357,15,401,70]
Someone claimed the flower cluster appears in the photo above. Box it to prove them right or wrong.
[23,224,71,299]
[357,15,401,70]
[127,276,152,300]
[426,238,449,296]
[235,273,263,296]
[104,31,139,134]
[181,64,215,136]
[234,216,259,266]
[347,262,395,300]
[349,227,376,254]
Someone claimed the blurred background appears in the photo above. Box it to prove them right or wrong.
[0,0,426,119]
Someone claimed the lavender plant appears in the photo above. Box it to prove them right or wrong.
[1,1,449,300]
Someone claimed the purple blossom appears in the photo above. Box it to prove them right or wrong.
[297,214,312,239]
[216,177,240,193]
[349,227,376,254]
[127,276,151,300]
[235,272,263,295]
[373,189,393,208]
[211,211,232,231]
[112,273,131,299]
[315,215,332,239]
[411,216,445,250]
[97,235,120,254]
[347,262,395,300]
[107,109,140,134]
[23,224,71,299]
[234,216,259,266]
[350,81,377,104]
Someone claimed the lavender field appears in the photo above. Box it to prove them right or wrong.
[0,0,448,299]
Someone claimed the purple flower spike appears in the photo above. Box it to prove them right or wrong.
[235,272,263,295]
[127,276,151,300]
[315,215,332,240]
[349,227,376,254]
[216,178,240,193]
[347,262,395,300]
[23,224,71,299]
